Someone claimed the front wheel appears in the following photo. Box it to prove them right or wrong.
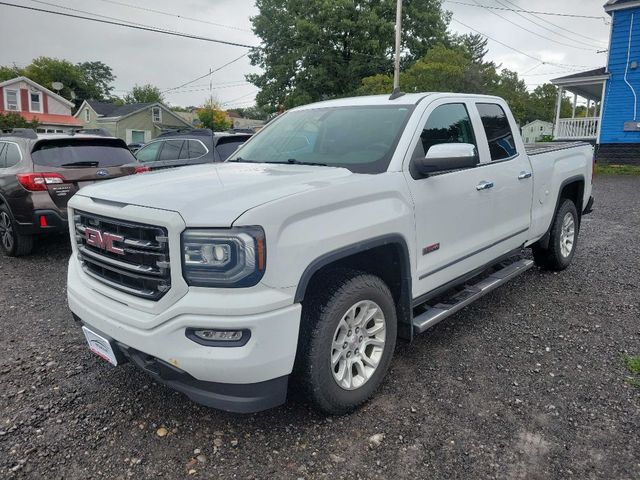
[295,271,397,414]
[532,199,578,271]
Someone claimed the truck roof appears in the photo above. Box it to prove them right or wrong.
[294,92,505,110]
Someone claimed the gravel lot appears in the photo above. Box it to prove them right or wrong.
[1,176,639,480]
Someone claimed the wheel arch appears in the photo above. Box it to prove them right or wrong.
[294,234,414,341]
[537,175,585,250]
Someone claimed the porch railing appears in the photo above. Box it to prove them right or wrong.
[555,117,599,139]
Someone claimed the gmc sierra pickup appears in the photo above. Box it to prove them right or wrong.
[67,93,594,414]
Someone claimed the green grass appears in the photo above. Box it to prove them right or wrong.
[623,356,640,387]
[595,164,640,176]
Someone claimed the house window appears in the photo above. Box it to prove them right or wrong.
[85,108,90,122]
[152,107,162,123]
[5,89,19,111]
[29,91,43,113]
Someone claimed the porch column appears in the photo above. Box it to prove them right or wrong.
[572,93,577,118]
[596,80,607,144]
[553,86,563,138]
[587,99,592,116]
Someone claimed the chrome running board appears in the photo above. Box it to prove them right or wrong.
[412,258,534,334]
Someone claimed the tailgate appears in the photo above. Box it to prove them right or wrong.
[31,137,138,210]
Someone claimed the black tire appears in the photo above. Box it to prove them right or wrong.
[532,199,579,271]
[294,269,397,415]
[0,204,34,257]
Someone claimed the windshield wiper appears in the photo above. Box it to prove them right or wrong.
[60,161,100,167]
[271,159,328,167]
[227,157,259,163]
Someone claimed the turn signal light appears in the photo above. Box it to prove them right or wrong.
[185,328,251,347]
[16,173,65,191]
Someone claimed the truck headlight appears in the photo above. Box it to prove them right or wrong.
[181,227,266,287]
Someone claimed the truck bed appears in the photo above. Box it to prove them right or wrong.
[525,142,590,156]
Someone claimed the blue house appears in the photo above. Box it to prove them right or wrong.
[551,0,640,164]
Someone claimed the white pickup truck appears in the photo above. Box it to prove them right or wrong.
[67,93,594,414]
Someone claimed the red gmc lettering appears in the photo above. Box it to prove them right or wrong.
[84,227,125,255]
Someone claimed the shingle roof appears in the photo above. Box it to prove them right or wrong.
[551,67,607,83]
[86,100,154,118]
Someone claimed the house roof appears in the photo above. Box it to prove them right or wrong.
[0,76,75,108]
[17,112,83,126]
[85,100,155,118]
[552,67,608,82]
[522,120,553,129]
[605,0,640,12]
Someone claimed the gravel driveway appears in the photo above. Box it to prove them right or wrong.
[1,176,639,479]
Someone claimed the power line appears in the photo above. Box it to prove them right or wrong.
[91,0,252,33]
[162,53,250,93]
[492,0,606,49]
[469,0,596,52]
[444,0,608,21]
[0,1,257,48]
[222,90,259,106]
[450,17,598,69]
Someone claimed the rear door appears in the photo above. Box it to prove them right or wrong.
[30,137,138,210]
[472,102,533,251]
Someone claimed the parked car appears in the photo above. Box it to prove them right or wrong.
[127,142,145,154]
[134,128,252,170]
[0,129,144,256]
[67,93,594,414]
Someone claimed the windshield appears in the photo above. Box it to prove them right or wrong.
[228,105,413,173]
[31,138,136,168]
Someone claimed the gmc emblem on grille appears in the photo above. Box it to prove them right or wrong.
[85,227,125,255]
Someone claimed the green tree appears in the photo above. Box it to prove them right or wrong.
[198,103,233,131]
[0,57,117,108]
[248,0,449,108]
[486,69,530,123]
[124,84,164,104]
[0,112,39,131]
[528,83,572,123]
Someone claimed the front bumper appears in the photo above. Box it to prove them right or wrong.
[72,316,288,413]
[68,257,302,413]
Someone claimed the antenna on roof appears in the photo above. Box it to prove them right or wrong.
[389,0,405,101]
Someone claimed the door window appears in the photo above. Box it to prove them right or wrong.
[158,140,183,161]
[135,141,163,163]
[476,103,517,161]
[413,103,476,160]
[0,143,6,168]
[216,137,249,160]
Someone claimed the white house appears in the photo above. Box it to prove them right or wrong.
[521,120,554,144]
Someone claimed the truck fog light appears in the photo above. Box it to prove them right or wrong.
[186,328,251,347]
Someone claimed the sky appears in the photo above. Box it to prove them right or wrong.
[0,0,612,108]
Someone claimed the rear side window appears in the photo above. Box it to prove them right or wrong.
[216,137,249,160]
[5,143,21,167]
[413,103,476,159]
[158,140,184,161]
[187,140,208,158]
[476,103,517,161]
[31,138,135,168]
[0,143,6,168]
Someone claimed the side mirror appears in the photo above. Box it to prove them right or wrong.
[414,143,479,176]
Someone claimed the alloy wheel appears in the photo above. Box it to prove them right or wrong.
[330,300,386,391]
[0,211,14,252]
[560,212,575,258]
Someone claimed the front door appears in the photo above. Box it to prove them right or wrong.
[405,100,497,299]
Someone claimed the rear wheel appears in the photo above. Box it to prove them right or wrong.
[295,270,397,414]
[0,205,34,257]
[532,199,578,271]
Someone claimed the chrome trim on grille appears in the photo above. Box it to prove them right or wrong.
[74,210,171,300]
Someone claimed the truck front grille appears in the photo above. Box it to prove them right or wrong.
[74,210,171,300]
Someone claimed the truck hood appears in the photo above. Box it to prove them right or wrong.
[76,162,353,226]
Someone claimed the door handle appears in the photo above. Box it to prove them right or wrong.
[518,171,532,180]
[476,181,494,191]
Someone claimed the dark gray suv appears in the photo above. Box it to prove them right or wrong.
[134,128,252,170]
[0,129,142,256]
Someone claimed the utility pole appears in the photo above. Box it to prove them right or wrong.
[393,0,403,91]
